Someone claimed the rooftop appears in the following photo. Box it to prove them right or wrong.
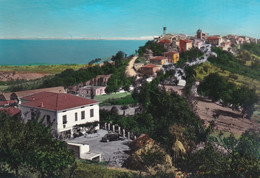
[0,107,21,117]
[1,86,66,100]
[158,39,171,44]
[21,92,98,111]
[0,100,17,107]
[207,36,220,40]
[142,64,158,68]
[150,56,166,60]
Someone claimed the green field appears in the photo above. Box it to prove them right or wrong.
[0,64,88,74]
[94,92,131,103]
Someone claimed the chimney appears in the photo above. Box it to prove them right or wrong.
[40,102,44,108]
[32,96,35,100]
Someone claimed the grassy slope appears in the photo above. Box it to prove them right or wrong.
[94,92,131,103]
[101,95,137,106]
[71,161,136,178]
[237,49,260,66]
[194,62,260,122]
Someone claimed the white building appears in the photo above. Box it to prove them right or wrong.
[20,91,99,139]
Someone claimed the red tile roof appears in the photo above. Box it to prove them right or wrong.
[165,51,179,55]
[180,39,191,43]
[21,92,98,111]
[159,39,171,44]
[0,107,21,117]
[1,87,66,100]
[207,36,220,40]
[150,56,166,60]
[142,64,157,68]
[0,100,17,107]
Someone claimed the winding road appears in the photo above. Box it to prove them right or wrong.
[125,56,138,77]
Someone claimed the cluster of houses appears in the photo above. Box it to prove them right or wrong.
[138,28,259,77]
[68,74,111,97]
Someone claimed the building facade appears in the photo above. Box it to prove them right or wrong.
[206,36,222,46]
[179,39,192,53]
[164,51,180,64]
[78,86,106,97]
[141,64,160,77]
[150,56,167,65]
[20,92,99,139]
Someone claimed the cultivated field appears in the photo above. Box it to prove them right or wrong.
[0,64,87,75]
[166,86,260,136]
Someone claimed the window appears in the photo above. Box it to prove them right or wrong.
[75,113,78,121]
[63,115,67,124]
[90,109,94,117]
[81,111,85,120]
[46,115,51,126]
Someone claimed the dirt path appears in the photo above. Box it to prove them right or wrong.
[125,56,138,77]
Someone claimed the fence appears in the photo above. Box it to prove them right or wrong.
[101,122,137,140]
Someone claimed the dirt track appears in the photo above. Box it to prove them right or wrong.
[125,56,138,77]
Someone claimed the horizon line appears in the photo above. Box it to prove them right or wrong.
[0,36,155,40]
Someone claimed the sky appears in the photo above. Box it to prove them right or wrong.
[0,0,260,39]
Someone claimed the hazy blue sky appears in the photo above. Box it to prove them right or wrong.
[0,0,260,39]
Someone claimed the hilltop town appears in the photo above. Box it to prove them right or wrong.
[0,29,260,177]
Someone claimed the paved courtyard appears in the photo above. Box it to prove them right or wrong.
[67,129,132,167]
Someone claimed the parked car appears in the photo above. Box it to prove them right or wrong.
[101,133,120,142]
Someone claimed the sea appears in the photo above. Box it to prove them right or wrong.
[0,40,146,65]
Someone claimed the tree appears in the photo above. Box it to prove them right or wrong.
[138,41,166,56]
[0,114,75,177]
[0,113,26,176]
[111,51,125,66]
[24,118,74,177]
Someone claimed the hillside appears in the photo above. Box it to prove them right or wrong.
[194,46,260,123]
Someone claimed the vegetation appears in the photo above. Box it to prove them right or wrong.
[183,66,196,96]
[5,76,53,92]
[94,92,131,103]
[72,160,137,178]
[39,51,132,92]
[138,40,166,57]
[241,43,260,57]
[208,47,260,80]
[105,51,133,93]
[0,114,140,177]
[41,63,113,88]
[141,150,164,167]
[0,113,74,177]
[0,64,87,74]
[134,57,146,64]
[198,73,258,118]
[102,72,209,151]
[176,48,203,67]
[88,58,102,65]
[179,130,260,177]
